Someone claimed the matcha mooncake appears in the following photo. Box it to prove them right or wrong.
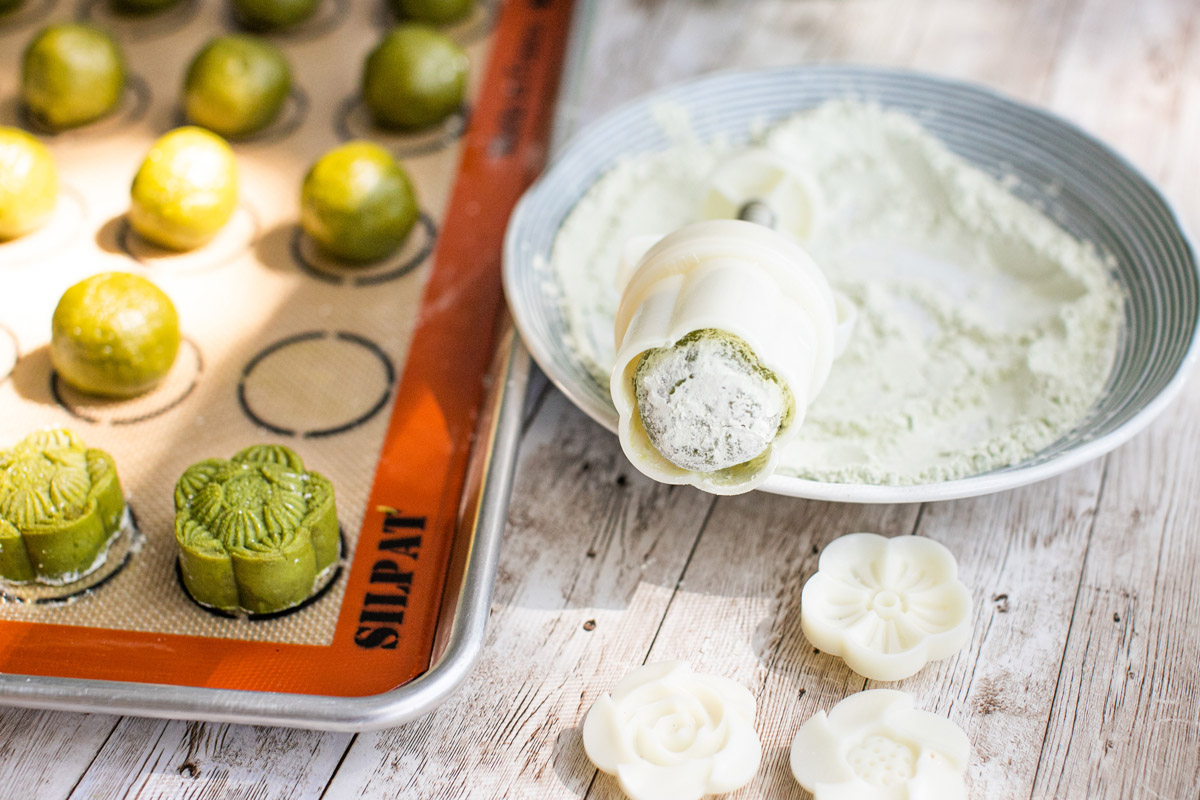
[174,444,338,614]
[0,429,125,584]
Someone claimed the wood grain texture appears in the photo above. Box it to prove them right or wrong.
[322,391,716,798]
[0,709,118,799]
[3,0,1200,798]
[68,718,350,800]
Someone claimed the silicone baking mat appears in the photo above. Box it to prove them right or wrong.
[0,0,571,697]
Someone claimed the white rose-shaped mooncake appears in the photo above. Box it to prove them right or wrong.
[582,661,762,800]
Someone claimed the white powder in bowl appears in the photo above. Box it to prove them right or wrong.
[552,101,1123,485]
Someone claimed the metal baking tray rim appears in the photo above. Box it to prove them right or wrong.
[0,328,529,733]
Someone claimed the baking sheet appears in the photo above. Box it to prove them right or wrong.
[0,0,573,704]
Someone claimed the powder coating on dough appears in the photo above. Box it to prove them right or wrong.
[553,101,1124,485]
[634,329,788,472]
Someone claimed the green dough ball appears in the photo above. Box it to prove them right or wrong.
[0,127,58,241]
[110,0,182,14]
[363,24,468,131]
[22,23,126,131]
[184,35,291,138]
[129,126,238,251]
[231,0,320,31]
[0,430,125,584]
[388,0,474,25]
[300,141,419,263]
[51,272,181,399]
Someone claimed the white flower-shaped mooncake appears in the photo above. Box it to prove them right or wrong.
[790,690,970,799]
[582,661,762,800]
[802,533,972,681]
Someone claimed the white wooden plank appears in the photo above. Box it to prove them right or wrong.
[1045,0,1196,177]
[322,391,716,798]
[68,717,350,800]
[0,708,118,799]
[582,493,922,800]
[577,462,1106,799]
[898,468,1106,797]
[1027,0,1200,794]
[1033,395,1200,799]
[907,0,1083,100]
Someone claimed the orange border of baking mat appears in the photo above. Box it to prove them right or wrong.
[0,0,575,697]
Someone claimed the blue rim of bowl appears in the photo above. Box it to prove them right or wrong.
[503,64,1200,503]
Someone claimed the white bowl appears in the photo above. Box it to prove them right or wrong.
[503,65,1200,503]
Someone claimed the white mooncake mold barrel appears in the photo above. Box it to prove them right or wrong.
[582,661,762,800]
[789,689,971,799]
[610,220,840,494]
[801,533,973,681]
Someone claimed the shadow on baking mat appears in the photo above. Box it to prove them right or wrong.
[0,0,56,34]
[93,205,262,274]
[166,85,310,146]
[335,95,470,159]
[373,0,499,45]
[52,339,205,426]
[0,74,151,141]
[77,0,203,40]
[223,0,349,42]
[5,341,204,425]
[284,214,437,287]
[0,185,87,269]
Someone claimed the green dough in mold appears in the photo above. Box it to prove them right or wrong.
[0,429,125,584]
[174,444,338,615]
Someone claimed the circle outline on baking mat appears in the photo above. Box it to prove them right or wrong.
[289,211,436,286]
[334,95,470,159]
[0,504,144,606]
[117,203,261,272]
[0,0,55,34]
[502,64,1200,503]
[77,0,202,40]
[225,0,349,42]
[377,0,500,45]
[171,83,310,145]
[237,330,396,438]
[173,527,346,621]
[17,72,151,139]
[0,184,88,268]
[50,337,204,425]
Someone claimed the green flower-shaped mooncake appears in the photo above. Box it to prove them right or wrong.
[0,429,125,583]
[174,444,338,614]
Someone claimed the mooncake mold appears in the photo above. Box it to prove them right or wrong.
[700,148,823,243]
[611,219,839,494]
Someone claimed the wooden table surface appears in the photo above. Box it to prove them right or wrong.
[5,0,1200,798]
